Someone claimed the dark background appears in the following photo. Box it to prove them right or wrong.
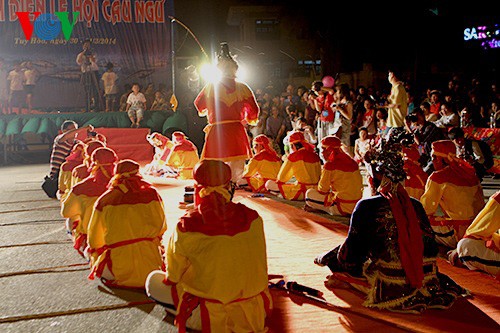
[174,0,499,86]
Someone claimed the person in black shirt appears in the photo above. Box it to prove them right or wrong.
[405,108,445,174]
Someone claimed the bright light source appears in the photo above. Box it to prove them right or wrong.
[236,64,248,81]
[199,63,222,83]
[199,62,250,82]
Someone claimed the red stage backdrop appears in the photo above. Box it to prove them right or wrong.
[0,0,173,109]
[95,127,153,162]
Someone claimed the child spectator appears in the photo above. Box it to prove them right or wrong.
[150,91,168,111]
[101,62,119,112]
[126,83,146,128]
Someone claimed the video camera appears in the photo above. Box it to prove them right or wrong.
[405,114,418,123]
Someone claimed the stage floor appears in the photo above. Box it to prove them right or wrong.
[0,164,499,332]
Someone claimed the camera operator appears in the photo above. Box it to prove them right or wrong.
[330,83,353,151]
[310,80,335,145]
[405,109,445,174]
[76,40,101,112]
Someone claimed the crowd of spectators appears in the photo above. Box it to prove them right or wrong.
[247,73,499,180]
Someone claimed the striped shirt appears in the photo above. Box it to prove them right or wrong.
[49,134,75,177]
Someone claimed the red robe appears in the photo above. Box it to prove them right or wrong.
[194,78,259,161]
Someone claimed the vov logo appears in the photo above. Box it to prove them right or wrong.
[16,12,80,41]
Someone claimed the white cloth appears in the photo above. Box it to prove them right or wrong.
[305,188,342,215]
[457,238,500,277]
[355,138,370,157]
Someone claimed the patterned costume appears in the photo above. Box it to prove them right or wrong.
[457,190,500,277]
[306,136,363,216]
[194,43,259,182]
[316,135,467,314]
[402,145,428,200]
[61,147,117,256]
[420,140,484,248]
[265,131,321,200]
[144,132,174,176]
[146,160,272,333]
[87,160,167,288]
[242,134,282,192]
[166,132,199,180]
[58,142,85,202]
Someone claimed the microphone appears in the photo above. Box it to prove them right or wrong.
[286,281,323,297]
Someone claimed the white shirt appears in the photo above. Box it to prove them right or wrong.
[433,113,459,128]
[127,92,146,108]
[8,70,24,91]
[101,71,118,94]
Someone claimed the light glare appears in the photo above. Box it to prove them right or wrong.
[200,63,222,83]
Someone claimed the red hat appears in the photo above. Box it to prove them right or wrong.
[69,141,86,158]
[288,131,306,145]
[253,134,271,147]
[91,147,118,165]
[321,136,341,149]
[193,160,231,187]
[172,131,187,143]
[431,140,456,160]
[72,141,86,153]
[289,131,315,151]
[321,136,342,162]
[148,132,170,146]
[253,134,278,158]
[115,159,140,175]
[85,140,105,157]
[403,145,421,162]
[65,141,86,164]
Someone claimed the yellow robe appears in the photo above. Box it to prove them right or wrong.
[166,205,272,332]
[58,167,73,202]
[277,148,321,200]
[243,151,282,192]
[167,142,200,180]
[317,154,363,215]
[88,184,167,288]
[71,164,90,188]
[464,191,500,251]
[58,158,83,202]
[61,178,109,254]
[421,166,484,240]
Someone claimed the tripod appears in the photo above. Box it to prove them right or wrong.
[81,69,101,112]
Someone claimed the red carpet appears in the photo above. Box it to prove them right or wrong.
[155,183,500,332]
[95,128,153,162]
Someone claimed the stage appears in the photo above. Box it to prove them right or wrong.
[0,110,187,138]
[0,164,498,332]
[0,111,193,165]
[2,111,500,174]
